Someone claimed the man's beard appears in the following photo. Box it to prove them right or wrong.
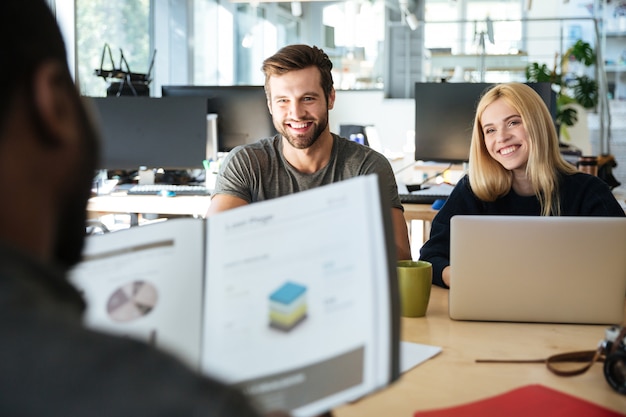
[53,99,100,270]
[276,112,329,150]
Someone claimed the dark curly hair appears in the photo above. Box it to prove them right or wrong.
[0,0,72,136]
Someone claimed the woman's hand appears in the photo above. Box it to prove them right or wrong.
[442,266,451,287]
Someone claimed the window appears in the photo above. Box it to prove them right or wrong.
[76,0,151,97]
[69,0,387,93]
[192,1,297,86]
[423,0,524,83]
[68,0,527,96]
[322,0,386,89]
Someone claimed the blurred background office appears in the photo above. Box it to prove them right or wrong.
[48,0,626,188]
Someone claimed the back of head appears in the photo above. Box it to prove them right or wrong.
[0,0,101,268]
[262,44,334,103]
[0,0,70,135]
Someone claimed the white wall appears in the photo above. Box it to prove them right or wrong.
[330,90,415,153]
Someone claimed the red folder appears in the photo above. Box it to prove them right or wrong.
[413,385,625,417]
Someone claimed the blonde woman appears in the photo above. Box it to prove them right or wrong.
[420,82,624,288]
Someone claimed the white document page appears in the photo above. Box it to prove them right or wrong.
[400,341,442,373]
[69,218,205,369]
[201,175,393,417]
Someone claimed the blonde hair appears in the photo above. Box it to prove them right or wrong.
[468,82,577,216]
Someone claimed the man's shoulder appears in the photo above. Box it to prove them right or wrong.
[334,134,386,160]
[0,309,261,416]
[233,135,279,152]
[226,135,280,161]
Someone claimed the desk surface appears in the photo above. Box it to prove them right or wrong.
[87,195,626,414]
[87,194,434,221]
[333,286,626,416]
[88,194,212,217]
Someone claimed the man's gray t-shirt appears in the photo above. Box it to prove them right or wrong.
[213,134,403,210]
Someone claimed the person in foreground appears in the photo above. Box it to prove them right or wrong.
[419,82,625,288]
[207,44,411,261]
[0,1,285,416]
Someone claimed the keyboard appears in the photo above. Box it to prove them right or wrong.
[399,193,448,205]
[126,184,211,196]
[399,183,454,205]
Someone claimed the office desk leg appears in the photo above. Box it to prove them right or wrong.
[422,220,431,243]
[406,219,431,253]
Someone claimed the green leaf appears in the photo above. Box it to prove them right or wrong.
[525,63,553,83]
[557,106,578,127]
[568,40,595,66]
[526,39,598,128]
[572,75,598,108]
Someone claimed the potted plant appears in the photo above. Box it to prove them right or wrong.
[525,39,599,140]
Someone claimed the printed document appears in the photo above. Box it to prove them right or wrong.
[70,174,399,417]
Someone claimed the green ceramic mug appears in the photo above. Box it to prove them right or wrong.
[397,260,432,317]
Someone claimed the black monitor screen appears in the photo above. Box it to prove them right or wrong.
[88,96,209,170]
[414,82,555,163]
[161,85,277,155]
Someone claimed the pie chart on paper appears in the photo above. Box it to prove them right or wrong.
[106,280,158,322]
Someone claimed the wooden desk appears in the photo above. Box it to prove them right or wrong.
[88,195,626,413]
[403,204,439,243]
[87,194,211,225]
[88,197,437,237]
[333,287,626,416]
[89,197,432,218]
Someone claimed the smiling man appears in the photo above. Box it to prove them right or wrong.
[207,44,411,261]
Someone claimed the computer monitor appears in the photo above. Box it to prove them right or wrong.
[88,96,210,170]
[414,82,556,163]
[161,85,277,157]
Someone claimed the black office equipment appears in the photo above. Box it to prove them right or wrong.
[88,96,209,171]
[399,182,454,205]
[94,43,156,97]
[161,85,277,155]
[399,193,446,205]
[414,82,555,163]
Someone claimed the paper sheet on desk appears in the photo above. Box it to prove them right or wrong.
[401,342,442,373]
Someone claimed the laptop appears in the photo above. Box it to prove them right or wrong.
[448,215,626,324]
